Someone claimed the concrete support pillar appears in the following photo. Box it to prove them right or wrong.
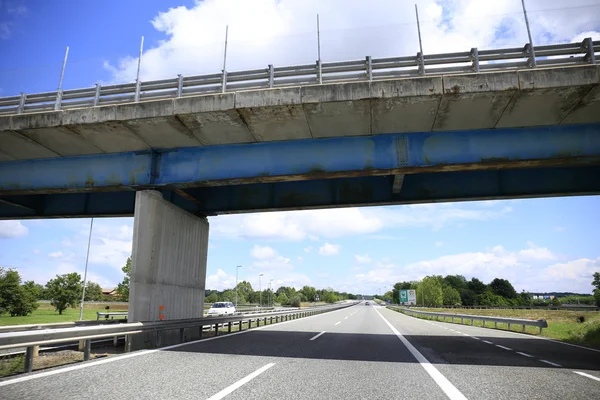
[128,190,209,350]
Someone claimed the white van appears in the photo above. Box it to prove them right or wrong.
[207,302,236,316]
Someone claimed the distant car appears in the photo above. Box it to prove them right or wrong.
[365,302,370,306]
[207,302,236,316]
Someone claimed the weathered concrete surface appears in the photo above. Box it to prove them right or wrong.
[1,65,598,160]
[129,190,208,350]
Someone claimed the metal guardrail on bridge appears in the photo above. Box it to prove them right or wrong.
[0,302,356,374]
[390,307,548,334]
[0,39,597,116]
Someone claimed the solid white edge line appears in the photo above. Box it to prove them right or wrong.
[309,331,326,341]
[0,304,362,387]
[206,363,276,400]
[573,371,600,382]
[516,352,533,358]
[495,345,512,351]
[374,308,467,400]
[540,359,562,367]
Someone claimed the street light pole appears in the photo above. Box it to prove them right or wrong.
[235,265,242,307]
[259,273,264,307]
[79,218,94,321]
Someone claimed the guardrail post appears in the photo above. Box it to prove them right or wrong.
[268,65,274,88]
[113,335,118,347]
[239,321,243,331]
[539,326,542,334]
[83,339,91,361]
[366,56,372,81]
[18,92,26,114]
[508,323,512,331]
[523,43,536,68]
[583,37,596,64]
[417,52,425,75]
[177,74,184,97]
[483,320,486,328]
[214,323,219,336]
[317,60,322,84]
[470,319,474,326]
[470,48,480,72]
[221,70,228,93]
[522,324,526,333]
[495,322,497,329]
[24,346,34,373]
[228,322,232,333]
[180,328,185,342]
[93,84,101,106]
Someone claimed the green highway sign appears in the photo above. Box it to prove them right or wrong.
[400,290,408,302]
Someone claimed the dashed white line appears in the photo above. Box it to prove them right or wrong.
[482,340,494,345]
[496,345,513,351]
[309,331,326,341]
[344,317,348,320]
[516,352,533,358]
[573,371,600,382]
[540,359,562,367]
[334,321,341,326]
[471,337,480,340]
[374,308,467,400]
[207,363,276,400]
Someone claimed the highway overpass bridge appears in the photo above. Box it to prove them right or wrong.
[0,40,599,345]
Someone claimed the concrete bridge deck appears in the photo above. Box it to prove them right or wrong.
[1,65,599,161]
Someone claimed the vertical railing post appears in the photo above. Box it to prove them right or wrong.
[135,36,144,102]
[366,56,372,81]
[83,339,91,361]
[583,37,596,64]
[24,346,34,373]
[520,0,536,67]
[415,4,426,75]
[93,84,101,106]
[221,25,229,93]
[470,48,480,73]
[18,92,26,114]
[317,60,322,84]
[268,64,274,88]
[177,74,183,97]
[55,46,69,111]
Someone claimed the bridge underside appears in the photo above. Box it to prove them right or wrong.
[1,123,600,218]
[1,164,599,219]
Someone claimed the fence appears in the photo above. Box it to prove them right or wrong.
[0,38,597,116]
[0,302,355,374]
[390,306,548,334]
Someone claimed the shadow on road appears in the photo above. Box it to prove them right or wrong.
[164,329,600,371]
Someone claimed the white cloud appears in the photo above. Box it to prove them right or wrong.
[538,258,600,292]
[211,202,514,241]
[103,0,600,85]
[48,251,64,259]
[0,221,28,238]
[319,242,341,256]
[250,245,293,270]
[304,246,313,253]
[354,254,372,263]
[206,268,237,290]
[435,241,444,247]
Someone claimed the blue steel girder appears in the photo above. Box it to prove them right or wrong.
[0,123,599,195]
[1,165,600,218]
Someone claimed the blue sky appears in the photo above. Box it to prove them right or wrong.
[1,0,599,295]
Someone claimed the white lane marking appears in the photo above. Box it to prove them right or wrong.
[573,371,600,382]
[374,308,467,400]
[540,359,562,367]
[516,352,533,358]
[0,304,361,387]
[344,317,348,320]
[206,363,276,400]
[496,345,512,351]
[310,331,326,341]
[334,321,341,326]
[471,337,480,340]
[482,340,493,345]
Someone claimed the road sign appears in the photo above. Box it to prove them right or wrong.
[400,290,408,302]
[408,290,417,304]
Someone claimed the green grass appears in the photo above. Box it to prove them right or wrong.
[0,303,128,326]
[392,307,600,349]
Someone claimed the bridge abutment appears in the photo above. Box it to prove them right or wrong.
[128,190,208,350]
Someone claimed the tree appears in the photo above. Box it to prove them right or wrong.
[276,292,288,305]
[205,292,219,303]
[116,256,132,301]
[489,278,517,299]
[478,290,509,306]
[442,286,462,306]
[417,276,443,306]
[84,282,103,301]
[518,291,533,306]
[592,272,600,307]
[46,273,82,314]
[467,278,487,294]
[0,269,39,316]
[22,281,44,300]
[300,286,317,302]
[460,289,478,306]
[443,275,467,291]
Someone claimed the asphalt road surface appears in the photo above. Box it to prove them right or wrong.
[1,303,599,399]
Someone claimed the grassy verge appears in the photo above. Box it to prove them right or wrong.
[0,303,128,326]
[391,307,600,349]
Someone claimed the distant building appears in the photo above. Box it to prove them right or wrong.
[102,288,118,297]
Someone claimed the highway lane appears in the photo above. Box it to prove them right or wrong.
[1,302,599,399]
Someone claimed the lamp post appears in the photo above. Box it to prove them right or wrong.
[235,265,242,307]
[79,218,94,321]
[259,273,264,307]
